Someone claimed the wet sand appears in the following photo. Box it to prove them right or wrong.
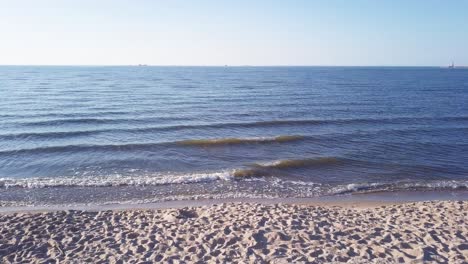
[0,200,467,263]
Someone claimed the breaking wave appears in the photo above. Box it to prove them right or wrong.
[234,157,342,177]
[0,171,233,189]
[330,180,468,195]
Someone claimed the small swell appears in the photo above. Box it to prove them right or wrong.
[4,116,468,140]
[16,116,189,127]
[178,135,304,147]
[0,136,305,156]
[0,141,188,156]
[0,130,100,140]
[0,111,129,120]
[234,157,342,177]
[21,118,123,126]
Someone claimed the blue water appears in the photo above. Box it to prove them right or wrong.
[0,66,467,205]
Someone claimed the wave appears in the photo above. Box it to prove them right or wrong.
[14,116,189,127]
[0,157,341,188]
[0,143,154,155]
[255,157,341,169]
[178,135,304,147]
[2,126,468,152]
[19,118,122,126]
[330,180,468,195]
[228,116,468,127]
[2,116,468,141]
[0,171,233,189]
[0,135,306,155]
[0,111,129,119]
[234,157,342,177]
[0,130,101,140]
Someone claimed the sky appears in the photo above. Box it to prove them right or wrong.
[0,0,467,66]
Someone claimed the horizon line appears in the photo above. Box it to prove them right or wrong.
[0,64,459,67]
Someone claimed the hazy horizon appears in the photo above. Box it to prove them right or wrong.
[0,64,464,67]
[1,0,467,66]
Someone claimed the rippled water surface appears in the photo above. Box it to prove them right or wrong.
[1,66,467,205]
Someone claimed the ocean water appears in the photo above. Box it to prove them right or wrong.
[0,66,467,206]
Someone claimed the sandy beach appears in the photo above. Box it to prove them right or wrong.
[0,200,466,263]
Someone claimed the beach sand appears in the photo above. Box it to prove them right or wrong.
[0,201,466,263]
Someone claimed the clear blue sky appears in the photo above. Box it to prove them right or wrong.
[1,0,467,66]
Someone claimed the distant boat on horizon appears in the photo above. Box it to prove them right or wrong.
[446,62,468,69]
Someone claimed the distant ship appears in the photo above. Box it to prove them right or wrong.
[446,62,468,69]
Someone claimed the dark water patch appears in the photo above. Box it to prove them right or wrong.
[234,85,255,89]
[261,80,284,84]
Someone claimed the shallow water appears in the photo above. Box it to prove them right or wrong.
[0,66,467,205]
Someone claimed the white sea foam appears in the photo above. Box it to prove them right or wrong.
[330,180,468,194]
[255,160,284,167]
[278,179,321,186]
[0,171,234,189]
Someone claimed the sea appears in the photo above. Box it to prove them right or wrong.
[0,66,467,206]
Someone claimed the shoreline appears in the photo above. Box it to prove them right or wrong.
[1,189,467,214]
